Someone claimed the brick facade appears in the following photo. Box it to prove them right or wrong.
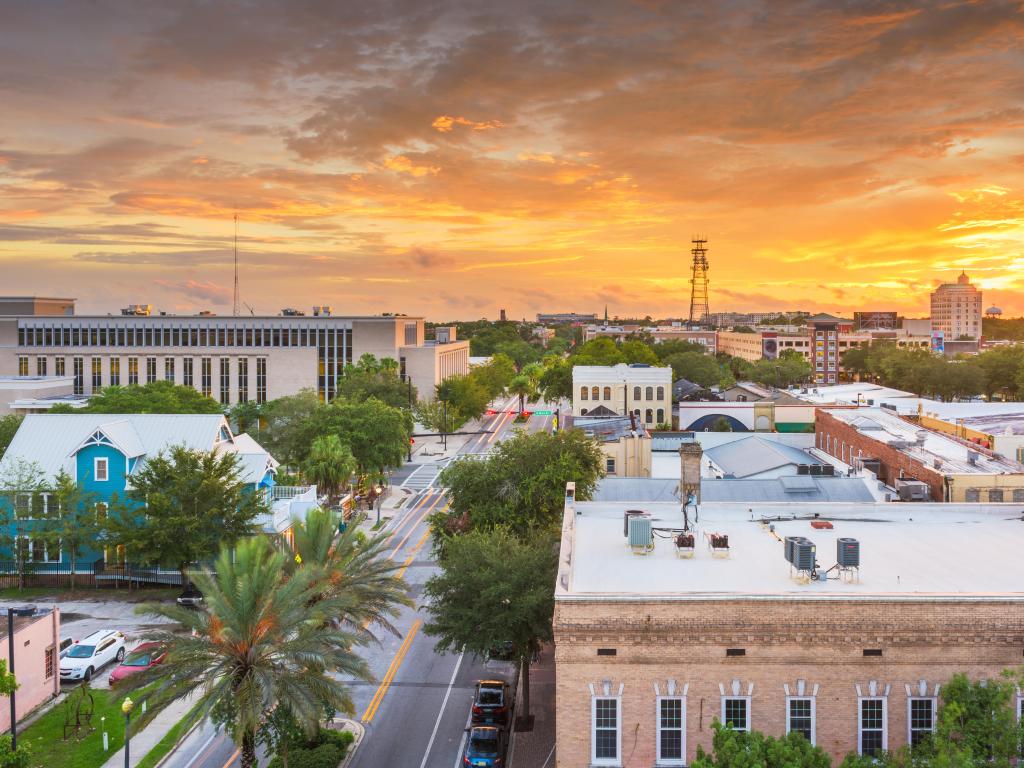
[815,409,946,500]
[553,598,1024,766]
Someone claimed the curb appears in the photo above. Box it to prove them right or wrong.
[332,717,365,768]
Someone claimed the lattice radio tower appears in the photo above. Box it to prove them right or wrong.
[688,236,709,326]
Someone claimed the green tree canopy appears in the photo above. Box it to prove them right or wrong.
[0,415,23,460]
[423,527,556,721]
[336,354,416,409]
[128,538,376,768]
[36,470,102,590]
[246,389,321,466]
[115,446,267,580]
[468,353,517,399]
[652,339,708,361]
[437,374,491,423]
[664,351,729,388]
[570,337,626,366]
[693,722,831,768]
[301,435,356,506]
[433,429,604,538]
[320,397,412,475]
[70,380,224,413]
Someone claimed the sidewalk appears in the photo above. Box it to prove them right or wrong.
[509,644,556,768]
[102,692,197,768]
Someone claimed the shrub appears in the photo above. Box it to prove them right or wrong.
[267,727,354,768]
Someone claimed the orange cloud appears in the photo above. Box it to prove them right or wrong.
[431,115,503,133]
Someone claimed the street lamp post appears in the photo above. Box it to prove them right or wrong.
[6,605,35,751]
[122,696,134,768]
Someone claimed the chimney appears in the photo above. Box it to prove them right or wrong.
[679,440,703,503]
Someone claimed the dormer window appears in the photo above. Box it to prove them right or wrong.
[95,457,108,482]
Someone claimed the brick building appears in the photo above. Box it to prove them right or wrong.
[553,480,1024,766]
[815,407,1024,502]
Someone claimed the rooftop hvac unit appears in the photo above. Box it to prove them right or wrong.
[784,536,809,564]
[792,539,816,571]
[895,479,930,502]
[821,464,835,476]
[967,450,980,465]
[623,509,647,537]
[627,515,654,553]
[915,430,928,445]
[837,538,860,568]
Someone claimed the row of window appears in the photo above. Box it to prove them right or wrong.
[579,385,666,401]
[17,324,356,349]
[20,355,267,404]
[580,407,665,424]
[590,695,949,765]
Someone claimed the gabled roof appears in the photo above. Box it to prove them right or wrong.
[581,404,618,417]
[704,436,823,478]
[0,414,276,484]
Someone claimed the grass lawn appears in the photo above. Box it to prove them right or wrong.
[0,586,178,602]
[136,698,204,768]
[18,684,163,768]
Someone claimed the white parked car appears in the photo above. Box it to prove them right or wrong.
[59,630,126,683]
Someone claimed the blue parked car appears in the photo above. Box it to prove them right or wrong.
[462,725,506,767]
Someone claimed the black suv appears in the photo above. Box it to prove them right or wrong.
[471,680,510,726]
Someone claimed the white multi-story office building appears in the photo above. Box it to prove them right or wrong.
[0,300,469,406]
[572,363,673,428]
[930,272,982,340]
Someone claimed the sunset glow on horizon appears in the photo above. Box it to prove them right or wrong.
[2,1,1023,319]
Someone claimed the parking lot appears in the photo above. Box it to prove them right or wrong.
[47,596,178,690]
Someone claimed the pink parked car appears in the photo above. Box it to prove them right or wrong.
[108,642,167,686]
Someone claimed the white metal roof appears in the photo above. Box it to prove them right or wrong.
[573,364,672,383]
[704,436,822,478]
[829,407,1024,475]
[0,414,275,484]
[562,499,1024,599]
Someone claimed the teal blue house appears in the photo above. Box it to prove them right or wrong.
[0,413,282,572]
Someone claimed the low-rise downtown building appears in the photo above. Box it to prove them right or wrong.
[553,473,1024,766]
[0,606,61,733]
[572,364,673,429]
[0,298,469,406]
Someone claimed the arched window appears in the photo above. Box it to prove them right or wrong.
[656,386,664,401]
[603,386,611,400]
[592,386,600,400]
[645,409,653,423]
[656,408,665,424]
[645,386,654,400]
[633,386,641,400]
[580,386,588,401]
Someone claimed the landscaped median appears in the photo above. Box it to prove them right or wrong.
[17,684,164,768]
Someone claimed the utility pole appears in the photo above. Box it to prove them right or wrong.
[232,213,240,317]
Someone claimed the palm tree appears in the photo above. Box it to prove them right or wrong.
[129,537,378,768]
[508,374,535,414]
[302,434,357,507]
[283,507,412,639]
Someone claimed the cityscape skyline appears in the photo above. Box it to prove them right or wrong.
[2,2,1023,318]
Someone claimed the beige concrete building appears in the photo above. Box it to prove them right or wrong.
[570,415,652,477]
[0,375,76,412]
[0,303,469,405]
[572,364,673,429]
[554,480,1024,766]
[930,272,982,340]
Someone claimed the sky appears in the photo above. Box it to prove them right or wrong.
[1,0,1023,320]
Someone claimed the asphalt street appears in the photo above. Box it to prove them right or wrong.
[162,395,557,768]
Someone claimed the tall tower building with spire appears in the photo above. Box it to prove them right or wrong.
[930,271,982,341]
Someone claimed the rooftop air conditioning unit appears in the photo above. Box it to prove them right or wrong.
[792,539,816,571]
[837,538,860,568]
[628,515,654,554]
[967,450,980,466]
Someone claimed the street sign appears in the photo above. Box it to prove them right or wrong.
[533,410,553,415]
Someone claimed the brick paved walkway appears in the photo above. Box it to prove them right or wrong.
[509,644,555,768]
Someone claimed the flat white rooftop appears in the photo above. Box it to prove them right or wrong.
[561,500,1024,600]
[829,407,1024,474]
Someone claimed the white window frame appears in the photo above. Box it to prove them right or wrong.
[655,695,686,766]
[19,535,61,564]
[606,458,616,475]
[786,696,816,745]
[858,697,887,756]
[591,695,622,766]
[721,696,750,732]
[94,457,109,482]
[907,697,936,746]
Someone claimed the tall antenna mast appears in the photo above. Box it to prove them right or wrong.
[688,236,709,326]
[232,213,240,317]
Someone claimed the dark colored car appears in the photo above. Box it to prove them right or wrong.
[462,726,505,767]
[176,584,204,608]
[109,642,167,686]
[471,680,510,725]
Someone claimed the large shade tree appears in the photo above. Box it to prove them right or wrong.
[301,435,356,507]
[115,446,267,582]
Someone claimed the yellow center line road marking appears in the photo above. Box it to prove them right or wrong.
[387,493,443,560]
[395,529,433,580]
[221,748,241,768]
[361,619,423,723]
[384,489,433,544]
